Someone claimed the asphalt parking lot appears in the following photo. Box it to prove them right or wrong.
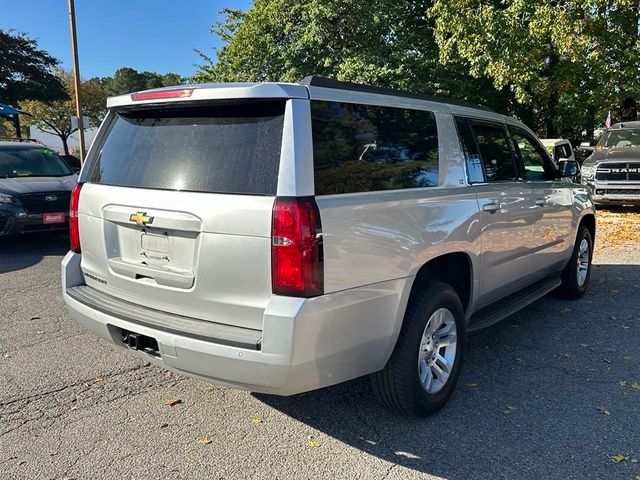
[1,211,639,480]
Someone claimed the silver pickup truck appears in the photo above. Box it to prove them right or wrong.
[61,76,595,416]
[581,121,640,205]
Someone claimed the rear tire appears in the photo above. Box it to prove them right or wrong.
[558,225,593,300]
[371,281,465,417]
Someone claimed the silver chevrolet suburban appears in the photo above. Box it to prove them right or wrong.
[62,77,595,416]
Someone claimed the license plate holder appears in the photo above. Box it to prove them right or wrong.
[42,212,65,224]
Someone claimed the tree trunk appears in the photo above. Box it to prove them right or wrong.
[60,135,70,155]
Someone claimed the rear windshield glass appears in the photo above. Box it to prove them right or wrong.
[0,147,72,178]
[88,101,285,195]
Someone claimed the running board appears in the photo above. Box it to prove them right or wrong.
[467,276,562,333]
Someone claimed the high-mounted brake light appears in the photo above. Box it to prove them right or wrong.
[69,183,83,253]
[131,89,193,101]
[272,197,323,297]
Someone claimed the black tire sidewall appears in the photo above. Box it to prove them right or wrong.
[562,226,593,298]
[397,282,466,415]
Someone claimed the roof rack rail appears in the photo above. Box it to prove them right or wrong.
[0,137,43,144]
[299,75,494,113]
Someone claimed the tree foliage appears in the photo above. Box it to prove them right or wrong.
[20,71,107,154]
[90,67,184,97]
[193,1,515,112]
[0,29,67,105]
[195,0,639,141]
[430,0,639,136]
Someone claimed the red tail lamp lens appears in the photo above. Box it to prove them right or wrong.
[271,197,323,297]
[69,183,83,253]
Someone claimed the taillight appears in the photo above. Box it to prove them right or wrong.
[69,183,83,253]
[271,197,323,297]
[131,89,193,101]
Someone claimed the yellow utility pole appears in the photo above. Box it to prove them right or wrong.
[68,0,86,164]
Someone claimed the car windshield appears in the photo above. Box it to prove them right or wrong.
[0,147,73,178]
[599,129,640,148]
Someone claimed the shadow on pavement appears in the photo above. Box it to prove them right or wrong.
[256,264,640,479]
[0,233,69,274]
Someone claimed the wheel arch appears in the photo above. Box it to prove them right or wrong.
[579,213,596,243]
[412,252,474,315]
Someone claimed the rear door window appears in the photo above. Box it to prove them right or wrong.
[310,101,439,195]
[470,122,518,182]
[87,101,285,195]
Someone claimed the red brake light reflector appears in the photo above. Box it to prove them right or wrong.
[271,197,324,297]
[131,89,193,101]
[69,183,83,253]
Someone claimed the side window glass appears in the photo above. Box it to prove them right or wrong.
[471,123,518,182]
[454,117,484,183]
[554,146,564,161]
[311,101,439,195]
[510,127,554,181]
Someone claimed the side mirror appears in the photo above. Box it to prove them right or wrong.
[558,159,579,178]
[579,142,595,152]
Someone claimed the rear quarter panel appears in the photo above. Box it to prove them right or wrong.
[316,188,482,296]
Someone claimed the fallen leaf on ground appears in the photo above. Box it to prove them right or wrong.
[69,405,77,411]
[307,440,321,447]
[36,331,44,334]
[197,436,212,445]
[251,417,263,424]
[164,371,174,379]
[610,289,619,294]
[619,380,627,388]
[164,399,182,407]
[623,355,632,361]
[560,308,571,314]
[94,376,104,383]
[597,406,611,416]
[464,383,478,388]
[579,343,588,347]
[561,352,571,359]
[30,316,40,320]
[504,405,518,414]
[609,453,629,463]
[631,383,640,391]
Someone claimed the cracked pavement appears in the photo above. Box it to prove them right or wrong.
[1,211,639,480]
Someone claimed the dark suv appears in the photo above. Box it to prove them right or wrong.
[0,141,78,236]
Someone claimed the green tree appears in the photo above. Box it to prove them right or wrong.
[430,0,640,137]
[193,1,512,111]
[0,29,67,105]
[20,70,107,154]
[91,67,184,97]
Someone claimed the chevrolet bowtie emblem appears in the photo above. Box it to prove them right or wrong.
[129,211,154,227]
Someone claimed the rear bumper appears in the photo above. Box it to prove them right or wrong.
[62,252,409,395]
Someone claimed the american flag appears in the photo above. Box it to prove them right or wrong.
[605,111,612,129]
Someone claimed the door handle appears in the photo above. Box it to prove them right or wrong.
[482,202,500,213]
[535,197,547,207]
